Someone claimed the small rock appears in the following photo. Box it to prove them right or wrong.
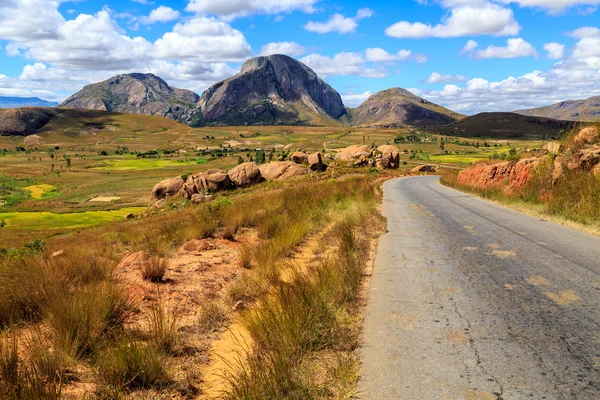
[411,165,436,173]
[124,213,135,220]
[291,151,309,164]
[51,249,64,258]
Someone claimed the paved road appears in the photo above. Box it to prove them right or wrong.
[359,176,600,400]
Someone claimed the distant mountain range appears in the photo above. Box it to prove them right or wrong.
[515,96,600,122]
[350,88,463,127]
[0,96,58,108]
[1,54,591,138]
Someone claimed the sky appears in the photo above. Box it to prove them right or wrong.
[0,0,599,115]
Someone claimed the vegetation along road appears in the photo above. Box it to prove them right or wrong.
[360,176,600,399]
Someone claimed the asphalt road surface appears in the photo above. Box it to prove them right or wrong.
[359,176,600,400]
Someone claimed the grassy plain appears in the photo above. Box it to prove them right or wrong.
[0,110,544,247]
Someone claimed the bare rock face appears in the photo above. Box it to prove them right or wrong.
[307,152,325,171]
[151,177,184,202]
[291,151,309,164]
[180,169,230,199]
[61,73,202,125]
[259,161,308,181]
[198,54,348,126]
[572,126,599,147]
[457,158,540,193]
[378,145,400,169]
[0,107,60,136]
[336,145,372,162]
[352,88,462,127]
[227,162,262,187]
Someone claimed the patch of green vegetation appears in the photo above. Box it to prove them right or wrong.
[91,159,197,171]
[0,207,146,230]
[24,184,58,199]
[0,174,34,210]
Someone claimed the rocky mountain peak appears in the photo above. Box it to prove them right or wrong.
[198,54,347,126]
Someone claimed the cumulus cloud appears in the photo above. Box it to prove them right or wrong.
[497,0,600,13]
[426,72,468,83]
[385,2,520,38]
[260,41,306,57]
[461,40,479,53]
[365,48,411,62]
[300,52,387,78]
[140,6,180,24]
[304,8,373,34]
[341,91,373,107]
[544,42,564,59]
[186,0,317,20]
[568,26,600,38]
[471,38,537,59]
[154,17,252,62]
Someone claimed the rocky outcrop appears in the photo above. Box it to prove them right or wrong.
[0,107,60,136]
[61,73,202,125]
[180,170,231,200]
[259,161,307,181]
[378,145,400,169]
[458,157,542,193]
[352,88,462,127]
[227,162,262,188]
[336,145,372,162]
[291,151,309,164]
[198,54,347,126]
[307,152,325,171]
[151,177,184,202]
[412,165,437,174]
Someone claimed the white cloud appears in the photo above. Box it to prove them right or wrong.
[461,40,478,53]
[140,6,180,24]
[498,0,600,13]
[365,48,411,62]
[154,17,253,62]
[426,72,468,83]
[341,91,373,108]
[385,2,520,38]
[305,8,374,34]
[260,41,305,57]
[414,53,428,63]
[300,52,387,78]
[472,38,537,59]
[544,42,564,59]
[185,0,317,20]
[568,26,600,38]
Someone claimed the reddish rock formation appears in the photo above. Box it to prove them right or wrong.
[457,158,540,193]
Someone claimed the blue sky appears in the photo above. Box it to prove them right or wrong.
[0,0,599,114]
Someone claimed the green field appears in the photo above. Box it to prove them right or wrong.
[0,207,145,230]
[91,158,198,171]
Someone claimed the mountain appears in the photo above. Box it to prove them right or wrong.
[0,96,58,108]
[61,73,202,125]
[0,107,60,136]
[428,112,575,138]
[197,54,348,126]
[351,88,463,127]
[514,96,600,122]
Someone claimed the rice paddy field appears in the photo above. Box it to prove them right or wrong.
[0,110,545,248]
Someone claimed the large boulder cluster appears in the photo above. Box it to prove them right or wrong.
[334,144,401,169]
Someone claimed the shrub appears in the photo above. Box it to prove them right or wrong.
[141,256,168,283]
[47,283,133,357]
[198,301,228,334]
[96,339,170,392]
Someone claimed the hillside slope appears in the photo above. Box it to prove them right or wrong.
[429,112,574,138]
[61,73,202,125]
[0,107,61,136]
[515,96,600,122]
[198,54,348,126]
[351,88,463,127]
